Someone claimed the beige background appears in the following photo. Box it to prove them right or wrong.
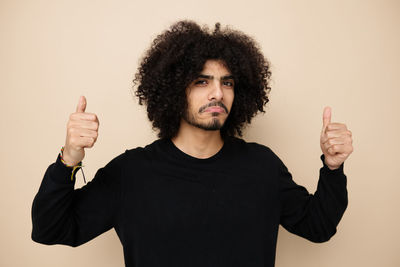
[1,0,399,266]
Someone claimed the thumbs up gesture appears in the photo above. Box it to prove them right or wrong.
[62,96,99,166]
[320,107,353,170]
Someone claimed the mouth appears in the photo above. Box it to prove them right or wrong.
[204,106,226,113]
[199,102,228,114]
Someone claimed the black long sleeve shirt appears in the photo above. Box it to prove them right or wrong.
[31,137,348,267]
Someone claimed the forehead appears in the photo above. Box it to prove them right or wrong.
[200,59,231,75]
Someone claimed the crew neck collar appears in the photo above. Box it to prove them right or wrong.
[163,138,229,164]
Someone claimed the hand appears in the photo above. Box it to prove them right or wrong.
[63,96,99,166]
[320,107,353,170]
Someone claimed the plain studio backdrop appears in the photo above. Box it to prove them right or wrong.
[1,0,399,266]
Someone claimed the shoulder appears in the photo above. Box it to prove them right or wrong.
[113,139,164,165]
[227,137,275,157]
[225,137,283,168]
[95,140,162,178]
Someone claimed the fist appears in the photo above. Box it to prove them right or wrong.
[63,96,99,166]
[320,107,353,170]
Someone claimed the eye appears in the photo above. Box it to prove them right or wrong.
[223,80,234,87]
[194,80,207,86]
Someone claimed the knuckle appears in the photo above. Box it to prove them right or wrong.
[89,114,97,121]
[69,137,76,146]
[70,113,79,121]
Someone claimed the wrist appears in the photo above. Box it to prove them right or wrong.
[326,164,340,171]
[324,158,340,170]
[60,146,80,167]
[321,154,343,171]
[58,146,86,183]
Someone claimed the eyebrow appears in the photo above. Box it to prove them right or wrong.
[197,74,234,80]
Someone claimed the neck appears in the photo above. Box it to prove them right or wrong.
[171,119,224,159]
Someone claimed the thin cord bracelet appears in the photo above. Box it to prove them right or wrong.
[60,147,86,183]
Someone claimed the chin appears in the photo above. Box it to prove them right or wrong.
[184,111,229,131]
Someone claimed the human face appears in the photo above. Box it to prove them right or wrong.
[183,60,235,131]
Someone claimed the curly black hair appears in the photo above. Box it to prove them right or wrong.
[134,20,271,139]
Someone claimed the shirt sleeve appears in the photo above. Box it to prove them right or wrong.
[31,152,124,247]
[278,154,348,243]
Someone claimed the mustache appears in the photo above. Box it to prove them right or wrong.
[198,101,229,113]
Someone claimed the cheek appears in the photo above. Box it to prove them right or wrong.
[188,91,207,108]
[186,96,201,113]
[225,91,235,109]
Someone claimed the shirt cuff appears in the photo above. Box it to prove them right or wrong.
[53,153,82,183]
[320,154,344,174]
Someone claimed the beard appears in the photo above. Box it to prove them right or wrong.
[183,111,224,131]
[182,101,230,131]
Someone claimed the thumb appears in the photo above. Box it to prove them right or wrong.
[76,95,87,113]
[322,106,331,133]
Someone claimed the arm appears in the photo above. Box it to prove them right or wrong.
[31,96,121,246]
[279,107,353,242]
[31,152,123,247]
[278,154,348,243]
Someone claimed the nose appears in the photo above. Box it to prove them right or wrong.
[208,80,223,101]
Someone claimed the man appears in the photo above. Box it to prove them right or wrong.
[31,20,353,267]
